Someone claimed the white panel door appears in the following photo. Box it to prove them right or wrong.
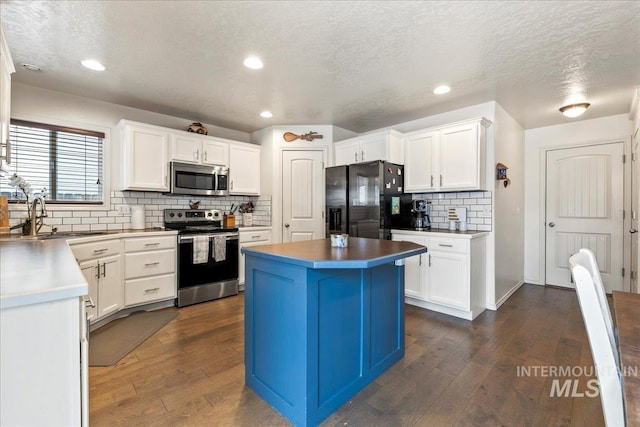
[545,143,624,291]
[404,131,438,192]
[359,135,386,163]
[125,126,169,191]
[632,131,639,293]
[334,139,360,166]
[79,261,98,322]
[427,250,468,310]
[229,143,260,195]
[282,150,324,242]
[439,123,479,190]
[202,139,229,166]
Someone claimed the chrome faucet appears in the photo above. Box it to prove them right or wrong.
[30,195,48,237]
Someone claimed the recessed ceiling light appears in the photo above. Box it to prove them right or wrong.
[21,63,41,72]
[433,85,451,95]
[81,59,106,71]
[244,56,263,70]
[559,103,590,118]
[260,111,273,118]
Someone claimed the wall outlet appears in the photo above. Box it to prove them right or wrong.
[117,205,131,215]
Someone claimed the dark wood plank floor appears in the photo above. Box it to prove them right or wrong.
[89,284,604,426]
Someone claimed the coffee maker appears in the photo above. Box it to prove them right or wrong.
[410,200,431,229]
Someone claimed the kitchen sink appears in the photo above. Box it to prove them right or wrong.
[1,231,108,242]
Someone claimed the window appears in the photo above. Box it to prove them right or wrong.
[0,120,104,204]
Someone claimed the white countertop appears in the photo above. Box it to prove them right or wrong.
[0,229,177,310]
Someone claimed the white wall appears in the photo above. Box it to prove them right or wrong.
[523,114,633,284]
[492,104,525,307]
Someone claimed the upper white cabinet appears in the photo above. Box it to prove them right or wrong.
[170,132,229,166]
[334,130,403,166]
[0,26,15,175]
[229,142,261,195]
[119,120,170,191]
[404,118,490,193]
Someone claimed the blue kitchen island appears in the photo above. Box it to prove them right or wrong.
[242,237,426,426]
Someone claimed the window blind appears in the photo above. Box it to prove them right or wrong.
[0,120,104,203]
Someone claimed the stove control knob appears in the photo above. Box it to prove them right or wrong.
[207,212,212,217]
[177,213,183,217]
[169,213,175,217]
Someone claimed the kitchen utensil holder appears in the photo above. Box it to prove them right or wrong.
[224,214,235,228]
[242,213,253,226]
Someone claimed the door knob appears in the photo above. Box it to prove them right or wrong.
[548,222,555,227]
[284,223,290,228]
[630,229,638,234]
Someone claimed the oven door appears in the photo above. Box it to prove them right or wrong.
[177,232,239,289]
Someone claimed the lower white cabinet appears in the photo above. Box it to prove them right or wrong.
[392,230,487,320]
[71,239,123,322]
[123,235,176,307]
[1,297,86,426]
[238,228,272,289]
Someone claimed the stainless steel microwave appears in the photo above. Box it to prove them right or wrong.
[169,162,229,196]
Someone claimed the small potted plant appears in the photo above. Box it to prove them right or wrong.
[239,202,254,226]
[7,173,47,235]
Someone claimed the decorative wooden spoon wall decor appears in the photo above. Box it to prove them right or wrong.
[283,131,324,142]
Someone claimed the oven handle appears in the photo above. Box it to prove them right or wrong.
[179,233,239,243]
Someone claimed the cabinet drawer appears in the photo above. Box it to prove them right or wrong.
[124,235,176,252]
[427,237,468,253]
[125,273,176,306]
[124,249,175,279]
[70,239,121,261]
[239,230,271,243]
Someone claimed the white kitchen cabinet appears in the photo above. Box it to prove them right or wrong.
[71,239,123,322]
[123,235,176,306]
[229,142,261,195]
[1,297,86,426]
[392,230,487,320]
[119,120,170,191]
[0,26,15,174]
[334,130,404,166]
[404,118,490,193]
[392,233,427,300]
[170,132,229,166]
[238,228,272,289]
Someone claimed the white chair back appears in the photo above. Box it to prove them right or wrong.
[570,262,625,426]
[569,248,619,366]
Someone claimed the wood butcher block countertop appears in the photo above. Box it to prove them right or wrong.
[241,237,426,269]
[0,229,177,310]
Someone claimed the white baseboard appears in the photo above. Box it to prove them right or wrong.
[487,280,525,311]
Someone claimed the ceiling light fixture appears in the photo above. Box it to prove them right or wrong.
[559,102,590,118]
[244,56,263,70]
[81,59,106,71]
[260,111,273,118]
[21,63,41,72]
[433,85,451,95]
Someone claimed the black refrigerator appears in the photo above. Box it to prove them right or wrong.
[325,161,411,240]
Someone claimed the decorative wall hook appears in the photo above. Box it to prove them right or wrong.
[496,162,511,188]
[283,131,324,142]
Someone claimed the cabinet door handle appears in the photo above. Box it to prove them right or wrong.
[144,242,160,247]
[428,254,431,267]
[144,262,160,267]
[101,262,106,278]
[95,261,100,279]
[361,150,365,161]
[93,248,108,254]
[144,287,160,293]
[430,175,434,187]
[354,152,358,162]
[203,151,207,162]
[438,244,453,247]
[231,180,234,190]
[440,175,443,186]
[419,254,422,266]
[84,297,96,308]
[251,235,261,239]
[195,149,199,162]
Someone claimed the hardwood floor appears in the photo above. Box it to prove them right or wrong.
[89,284,604,426]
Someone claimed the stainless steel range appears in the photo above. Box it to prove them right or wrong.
[164,209,239,307]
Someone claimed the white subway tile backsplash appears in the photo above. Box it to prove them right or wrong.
[91,211,107,217]
[90,224,107,231]
[99,217,115,224]
[72,224,91,232]
[107,223,124,231]
[73,211,90,217]
[81,217,99,224]
[54,211,73,218]
[64,218,81,225]
[411,191,492,231]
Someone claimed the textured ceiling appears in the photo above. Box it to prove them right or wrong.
[1,1,639,133]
